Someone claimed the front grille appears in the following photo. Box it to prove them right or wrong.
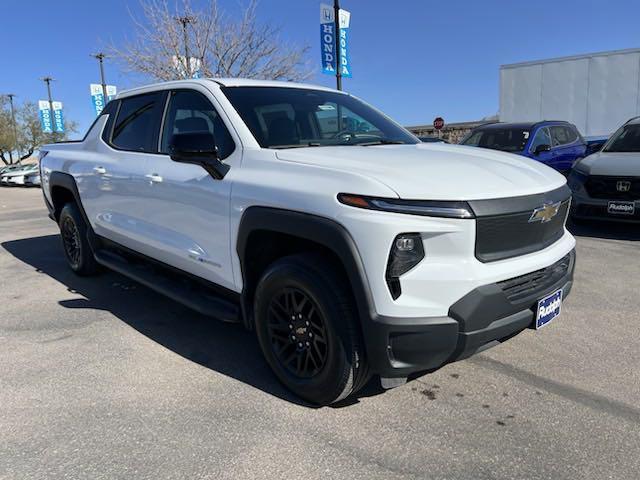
[498,252,573,303]
[475,199,569,262]
[585,176,640,200]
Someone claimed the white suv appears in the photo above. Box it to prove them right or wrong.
[40,79,576,405]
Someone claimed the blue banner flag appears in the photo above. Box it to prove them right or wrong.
[38,100,53,133]
[91,84,117,116]
[52,101,65,133]
[320,4,352,78]
[338,10,352,78]
[320,4,336,75]
[90,84,105,116]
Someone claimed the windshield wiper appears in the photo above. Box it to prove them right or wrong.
[270,142,322,149]
[357,139,407,146]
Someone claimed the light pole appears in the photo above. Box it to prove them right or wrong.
[91,53,108,100]
[176,15,196,78]
[5,94,19,161]
[40,76,55,138]
[333,0,342,91]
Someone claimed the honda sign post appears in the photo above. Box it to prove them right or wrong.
[320,2,351,90]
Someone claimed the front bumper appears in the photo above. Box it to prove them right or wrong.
[365,249,576,378]
[572,195,640,222]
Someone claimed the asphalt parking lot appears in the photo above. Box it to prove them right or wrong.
[1,187,639,480]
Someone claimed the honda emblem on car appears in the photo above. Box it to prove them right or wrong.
[529,201,561,223]
[616,180,631,192]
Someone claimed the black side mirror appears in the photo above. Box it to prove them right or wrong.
[169,132,230,180]
[534,144,551,155]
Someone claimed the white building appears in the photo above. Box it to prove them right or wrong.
[500,48,640,137]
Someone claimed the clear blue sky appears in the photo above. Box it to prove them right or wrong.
[1,0,639,136]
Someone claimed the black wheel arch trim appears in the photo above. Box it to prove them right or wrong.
[48,171,101,252]
[236,207,377,336]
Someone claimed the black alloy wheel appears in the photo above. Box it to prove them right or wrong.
[61,215,82,269]
[58,203,99,276]
[254,253,369,405]
[267,287,329,379]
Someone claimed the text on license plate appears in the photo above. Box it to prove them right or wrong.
[536,289,562,329]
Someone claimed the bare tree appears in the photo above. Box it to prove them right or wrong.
[109,0,312,82]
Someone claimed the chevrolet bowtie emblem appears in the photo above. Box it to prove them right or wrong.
[529,201,561,223]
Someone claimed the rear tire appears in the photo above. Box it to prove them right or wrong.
[59,203,99,276]
[254,253,369,405]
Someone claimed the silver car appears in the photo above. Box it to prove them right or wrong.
[569,117,640,222]
[0,164,39,187]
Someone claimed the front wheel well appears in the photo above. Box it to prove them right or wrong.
[241,230,354,327]
[50,185,76,221]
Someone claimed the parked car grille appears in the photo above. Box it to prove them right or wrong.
[498,252,574,303]
[585,175,640,200]
[475,199,570,262]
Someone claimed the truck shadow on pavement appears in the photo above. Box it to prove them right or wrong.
[567,218,640,241]
[2,234,382,408]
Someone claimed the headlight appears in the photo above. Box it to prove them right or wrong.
[338,193,475,219]
[567,170,587,191]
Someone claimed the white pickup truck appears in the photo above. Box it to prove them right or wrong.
[40,79,576,405]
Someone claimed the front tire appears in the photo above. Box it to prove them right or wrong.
[254,254,368,405]
[59,203,99,276]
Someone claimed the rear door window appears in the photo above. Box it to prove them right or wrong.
[550,126,571,147]
[111,92,164,152]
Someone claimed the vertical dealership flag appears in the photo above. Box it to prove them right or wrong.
[52,101,65,133]
[172,55,202,78]
[320,3,336,75]
[90,84,118,116]
[106,85,117,102]
[320,4,352,77]
[338,9,352,78]
[38,100,53,133]
[90,84,105,116]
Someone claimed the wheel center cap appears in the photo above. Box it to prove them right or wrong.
[294,324,307,338]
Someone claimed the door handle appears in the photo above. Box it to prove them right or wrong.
[93,166,107,175]
[145,173,163,183]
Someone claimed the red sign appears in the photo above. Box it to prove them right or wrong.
[433,117,445,130]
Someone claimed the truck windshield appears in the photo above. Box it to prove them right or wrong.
[221,86,418,148]
[461,128,530,152]
[603,124,640,152]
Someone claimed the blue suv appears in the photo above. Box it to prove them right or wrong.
[460,121,587,173]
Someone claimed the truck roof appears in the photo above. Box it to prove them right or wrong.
[118,78,340,99]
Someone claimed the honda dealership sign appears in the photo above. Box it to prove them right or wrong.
[90,84,117,116]
[320,3,352,77]
[52,101,65,133]
[38,100,53,133]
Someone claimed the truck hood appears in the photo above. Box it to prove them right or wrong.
[275,143,566,200]
[575,152,640,176]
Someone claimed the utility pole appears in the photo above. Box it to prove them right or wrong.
[91,52,108,100]
[6,94,19,161]
[40,76,55,138]
[333,0,342,91]
[176,15,196,78]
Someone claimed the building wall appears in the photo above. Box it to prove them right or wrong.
[500,48,640,137]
